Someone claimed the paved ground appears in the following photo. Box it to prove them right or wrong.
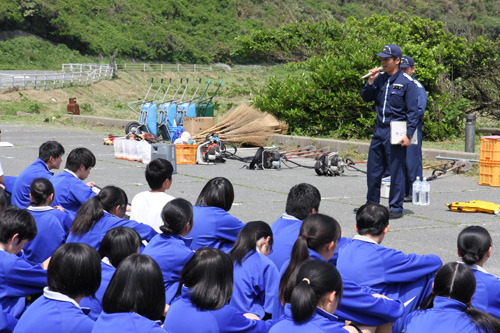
[1,123,499,274]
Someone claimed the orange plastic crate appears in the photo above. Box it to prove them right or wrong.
[175,145,197,165]
[480,136,500,162]
[479,161,500,187]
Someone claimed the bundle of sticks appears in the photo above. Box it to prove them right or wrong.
[191,104,288,146]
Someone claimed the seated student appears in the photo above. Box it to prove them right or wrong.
[66,186,157,250]
[12,141,65,209]
[23,178,67,263]
[457,226,500,318]
[336,203,442,332]
[92,254,166,333]
[130,158,175,233]
[0,207,48,328]
[278,214,403,330]
[189,177,244,252]
[80,227,142,320]
[14,243,101,333]
[164,247,273,333]
[143,198,195,304]
[229,221,279,319]
[270,260,376,333]
[404,262,500,332]
[51,147,97,219]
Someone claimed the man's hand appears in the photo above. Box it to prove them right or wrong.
[398,136,411,147]
[367,67,381,85]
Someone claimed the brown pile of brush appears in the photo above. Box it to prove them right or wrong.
[192,104,288,146]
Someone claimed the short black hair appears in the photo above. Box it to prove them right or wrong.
[145,158,173,190]
[160,198,193,235]
[285,183,321,220]
[0,187,7,212]
[457,226,492,265]
[0,206,37,244]
[99,227,142,267]
[30,177,54,206]
[356,203,389,236]
[229,221,273,265]
[178,247,233,310]
[65,147,96,172]
[38,141,64,163]
[48,243,101,299]
[195,177,234,212]
[103,254,165,321]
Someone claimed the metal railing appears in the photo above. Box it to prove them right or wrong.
[116,63,267,73]
[0,64,113,91]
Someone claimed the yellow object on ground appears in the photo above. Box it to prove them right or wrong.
[446,200,500,215]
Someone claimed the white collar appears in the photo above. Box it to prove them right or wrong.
[43,287,81,308]
[458,261,489,274]
[102,256,114,268]
[64,169,79,179]
[27,206,54,212]
[281,213,300,221]
[353,235,379,244]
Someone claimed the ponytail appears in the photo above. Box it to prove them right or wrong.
[278,214,341,304]
[290,260,342,323]
[29,178,54,206]
[229,221,273,265]
[457,226,492,265]
[159,198,193,235]
[466,305,500,333]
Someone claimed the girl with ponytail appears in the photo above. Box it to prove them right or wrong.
[66,185,157,250]
[457,226,500,318]
[405,262,500,332]
[276,214,403,331]
[143,198,195,305]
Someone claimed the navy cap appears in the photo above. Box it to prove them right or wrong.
[376,44,402,58]
[400,56,415,68]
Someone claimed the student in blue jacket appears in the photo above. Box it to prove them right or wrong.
[92,254,166,333]
[0,207,48,327]
[278,213,403,330]
[80,227,142,320]
[457,226,500,318]
[12,141,65,209]
[404,262,500,332]
[229,221,279,319]
[14,243,101,333]
[51,147,97,219]
[189,177,244,252]
[66,186,157,250]
[23,178,67,263]
[337,203,442,332]
[143,198,195,304]
[271,260,373,333]
[164,247,272,333]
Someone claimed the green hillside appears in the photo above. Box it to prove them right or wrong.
[1,0,499,63]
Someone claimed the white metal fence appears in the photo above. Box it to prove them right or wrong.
[116,63,267,73]
[0,64,113,91]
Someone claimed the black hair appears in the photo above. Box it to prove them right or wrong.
[48,243,101,299]
[279,213,341,304]
[195,177,234,212]
[0,187,7,212]
[178,247,233,311]
[0,206,37,244]
[229,221,273,265]
[291,260,343,323]
[64,147,96,172]
[29,177,54,206]
[38,141,65,163]
[457,226,492,265]
[145,158,173,190]
[421,262,500,332]
[102,254,165,320]
[160,198,193,235]
[356,203,389,236]
[99,227,142,267]
[70,186,128,235]
[285,183,321,220]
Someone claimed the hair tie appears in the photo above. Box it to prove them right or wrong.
[301,233,309,240]
[302,278,310,285]
[466,249,477,254]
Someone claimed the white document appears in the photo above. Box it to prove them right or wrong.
[390,121,418,145]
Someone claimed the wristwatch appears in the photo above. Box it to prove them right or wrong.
[406,134,413,140]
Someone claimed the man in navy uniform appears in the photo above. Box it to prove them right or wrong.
[400,55,428,202]
[359,44,419,219]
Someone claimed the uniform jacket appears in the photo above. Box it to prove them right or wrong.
[12,158,53,209]
[269,304,348,333]
[92,311,165,333]
[51,170,96,219]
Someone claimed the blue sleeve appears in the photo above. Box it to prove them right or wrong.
[263,261,280,315]
[381,249,442,283]
[119,219,158,242]
[361,82,377,103]
[418,88,427,117]
[0,308,18,332]
[334,274,404,326]
[70,183,97,207]
[214,305,273,333]
[404,81,419,137]
[214,211,244,243]
[5,257,47,296]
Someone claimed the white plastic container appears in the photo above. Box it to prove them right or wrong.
[412,176,421,205]
[380,177,391,199]
[420,177,430,206]
[114,138,125,159]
